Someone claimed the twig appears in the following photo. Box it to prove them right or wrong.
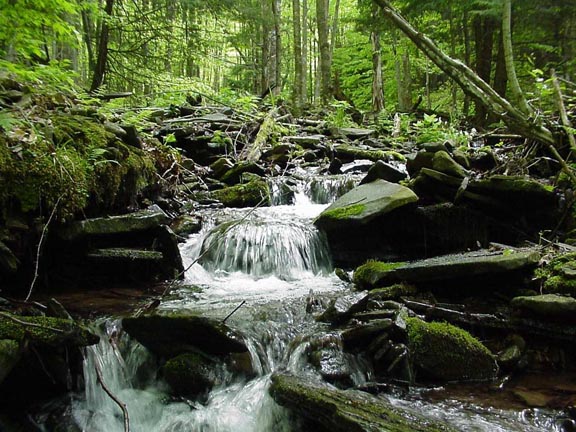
[551,69,576,155]
[26,195,63,302]
[222,301,246,323]
[94,358,130,432]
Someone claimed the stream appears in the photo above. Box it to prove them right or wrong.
[62,171,565,431]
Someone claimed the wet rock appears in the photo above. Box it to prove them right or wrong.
[406,151,435,177]
[334,268,351,283]
[170,214,202,237]
[209,157,234,179]
[0,339,20,384]
[316,292,369,325]
[407,317,498,382]
[309,347,353,387]
[314,179,418,230]
[511,294,576,321]
[285,134,325,148]
[359,160,407,185]
[57,205,169,241]
[353,249,540,290]
[122,313,247,357]
[338,127,375,139]
[341,319,394,351]
[162,353,216,398]
[497,335,526,372]
[328,157,343,174]
[269,372,457,432]
[366,283,418,300]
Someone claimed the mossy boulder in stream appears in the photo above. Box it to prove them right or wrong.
[162,353,216,398]
[269,372,457,432]
[314,179,418,230]
[535,252,576,295]
[122,314,247,357]
[407,317,498,382]
[207,179,270,208]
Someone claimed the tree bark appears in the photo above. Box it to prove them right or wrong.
[316,0,332,104]
[502,0,532,116]
[302,0,309,101]
[90,0,114,93]
[272,0,282,93]
[372,0,555,145]
[371,29,384,112]
[292,0,305,107]
[473,15,494,126]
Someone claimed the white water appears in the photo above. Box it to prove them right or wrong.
[68,174,563,432]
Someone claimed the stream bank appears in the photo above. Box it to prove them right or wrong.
[1,88,576,430]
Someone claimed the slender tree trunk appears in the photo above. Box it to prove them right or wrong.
[293,0,304,107]
[272,0,282,93]
[462,9,471,118]
[372,0,554,145]
[502,0,532,116]
[302,0,309,102]
[371,30,384,112]
[90,0,114,92]
[316,0,332,104]
[329,0,341,65]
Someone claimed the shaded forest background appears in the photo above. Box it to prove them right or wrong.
[1,0,575,127]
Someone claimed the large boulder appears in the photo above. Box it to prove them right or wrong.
[353,249,540,290]
[269,373,457,432]
[407,317,498,382]
[314,180,418,230]
[122,313,247,357]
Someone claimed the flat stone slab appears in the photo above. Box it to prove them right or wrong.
[86,248,164,262]
[314,179,418,230]
[511,294,576,320]
[269,373,457,432]
[122,314,247,357]
[58,205,169,241]
[338,127,375,139]
[354,249,540,289]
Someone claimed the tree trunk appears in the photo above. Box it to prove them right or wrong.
[502,0,532,116]
[371,29,384,112]
[473,15,494,126]
[302,0,309,102]
[272,0,282,94]
[90,0,114,92]
[316,0,332,104]
[329,0,341,65]
[372,0,555,145]
[293,0,305,108]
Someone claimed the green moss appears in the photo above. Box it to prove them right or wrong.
[321,203,366,220]
[535,252,576,295]
[211,180,270,208]
[162,353,215,396]
[353,260,406,290]
[406,317,497,382]
[369,283,418,300]
[0,313,99,347]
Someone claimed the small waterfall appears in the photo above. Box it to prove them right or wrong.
[199,217,332,280]
[268,173,360,206]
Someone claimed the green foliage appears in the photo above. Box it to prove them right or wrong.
[325,101,357,128]
[411,113,471,146]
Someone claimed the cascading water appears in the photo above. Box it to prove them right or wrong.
[65,173,563,432]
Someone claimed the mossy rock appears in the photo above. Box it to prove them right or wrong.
[536,252,576,295]
[353,261,406,291]
[209,179,270,208]
[162,353,216,397]
[432,150,468,178]
[511,294,576,321]
[407,317,498,382]
[0,314,99,348]
[314,180,418,230]
[334,144,406,163]
[122,313,247,357]
[368,283,418,301]
[269,372,457,432]
[0,339,20,384]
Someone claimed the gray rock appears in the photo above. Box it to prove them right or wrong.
[122,313,247,357]
[511,294,576,320]
[57,205,170,241]
[314,179,418,230]
[316,292,369,324]
[353,249,540,290]
[338,127,375,139]
[360,160,407,185]
[432,150,468,178]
